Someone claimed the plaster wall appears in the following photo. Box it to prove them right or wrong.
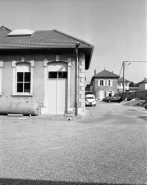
[0,55,44,106]
[0,52,77,114]
[94,78,118,98]
[139,83,145,90]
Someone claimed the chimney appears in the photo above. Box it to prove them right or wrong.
[94,69,96,75]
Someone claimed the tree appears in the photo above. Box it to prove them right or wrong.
[129,81,135,87]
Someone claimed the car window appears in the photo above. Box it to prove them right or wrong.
[86,97,94,99]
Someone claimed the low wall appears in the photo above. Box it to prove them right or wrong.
[120,90,147,101]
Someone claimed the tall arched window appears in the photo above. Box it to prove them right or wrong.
[16,63,31,93]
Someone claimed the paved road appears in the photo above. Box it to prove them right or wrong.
[0,102,147,185]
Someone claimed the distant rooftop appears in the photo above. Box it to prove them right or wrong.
[138,78,147,84]
[92,69,119,79]
[118,77,130,83]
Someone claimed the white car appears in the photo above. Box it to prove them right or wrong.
[85,93,96,106]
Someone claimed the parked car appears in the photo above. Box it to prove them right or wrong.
[103,94,122,103]
[85,93,96,106]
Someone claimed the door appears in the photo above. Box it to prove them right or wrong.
[99,90,104,100]
[47,63,67,114]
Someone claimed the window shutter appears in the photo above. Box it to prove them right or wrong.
[98,80,100,86]
[111,80,113,87]
[103,80,105,86]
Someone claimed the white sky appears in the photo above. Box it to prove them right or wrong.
[0,0,146,83]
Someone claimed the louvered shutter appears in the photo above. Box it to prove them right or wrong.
[98,80,100,86]
[111,80,113,87]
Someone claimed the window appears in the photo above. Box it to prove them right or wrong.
[48,71,67,79]
[100,80,104,86]
[16,63,31,93]
[107,80,112,86]
[17,72,31,92]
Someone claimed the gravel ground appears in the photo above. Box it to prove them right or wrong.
[0,102,146,185]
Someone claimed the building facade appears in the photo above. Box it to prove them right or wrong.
[91,69,119,100]
[0,26,94,116]
[138,78,147,90]
[117,77,130,92]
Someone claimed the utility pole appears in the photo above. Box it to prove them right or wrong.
[122,61,147,93]
[123,61,125,93]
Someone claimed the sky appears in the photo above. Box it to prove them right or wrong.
[0,0,146,83]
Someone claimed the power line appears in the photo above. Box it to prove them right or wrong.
[119,63,123,77]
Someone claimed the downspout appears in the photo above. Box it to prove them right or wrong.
[75,42,80,116]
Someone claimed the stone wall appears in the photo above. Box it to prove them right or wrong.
[78,54,85,115]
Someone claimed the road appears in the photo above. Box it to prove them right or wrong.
[0,102,146,185]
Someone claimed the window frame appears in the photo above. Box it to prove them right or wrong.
[107,79,112,87]
[11,60,34,97]
[99,79,104,86]
[17,71,31,93]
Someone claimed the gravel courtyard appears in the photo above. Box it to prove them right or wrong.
[0,102,146,185]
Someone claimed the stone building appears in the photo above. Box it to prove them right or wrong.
[91,69,119,100]
[0,26,94,116]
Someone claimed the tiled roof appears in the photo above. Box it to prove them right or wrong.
[138,79,147,84]
[0,26,93,49]
[118,77,130,83]
[93,69,119,78]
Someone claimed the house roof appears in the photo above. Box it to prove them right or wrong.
[138,78,147,84]
[0,26,94,69]
[118,77,130,83]
[92,69,119,79]
[0,26,93,49]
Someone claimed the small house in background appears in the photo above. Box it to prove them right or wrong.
[91,69,119,100]
[117,77,130,92]
[138,78,147,90]
[0,26,94,116]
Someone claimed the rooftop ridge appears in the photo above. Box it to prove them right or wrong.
[94,69,119,78]
[53,29,94,48]
[0,26,11,32]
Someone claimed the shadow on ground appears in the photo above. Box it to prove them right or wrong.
[0,178,141,185]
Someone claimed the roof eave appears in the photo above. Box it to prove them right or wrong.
[0,46,93,50]
[92,76,120,79]
[86,46,94,70]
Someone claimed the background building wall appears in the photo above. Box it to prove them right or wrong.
[93,78,118,98]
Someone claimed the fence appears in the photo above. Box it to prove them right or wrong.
[120,90,147,101]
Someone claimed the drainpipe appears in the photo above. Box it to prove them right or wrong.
[75,42,80,116]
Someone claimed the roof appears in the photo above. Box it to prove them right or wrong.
[0,26,93,49]
[138,79,147,84]
[0,26,94,69]
[92,69,119,79]
[118,77,130,83]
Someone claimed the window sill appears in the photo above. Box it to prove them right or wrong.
[11,93,33,97]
